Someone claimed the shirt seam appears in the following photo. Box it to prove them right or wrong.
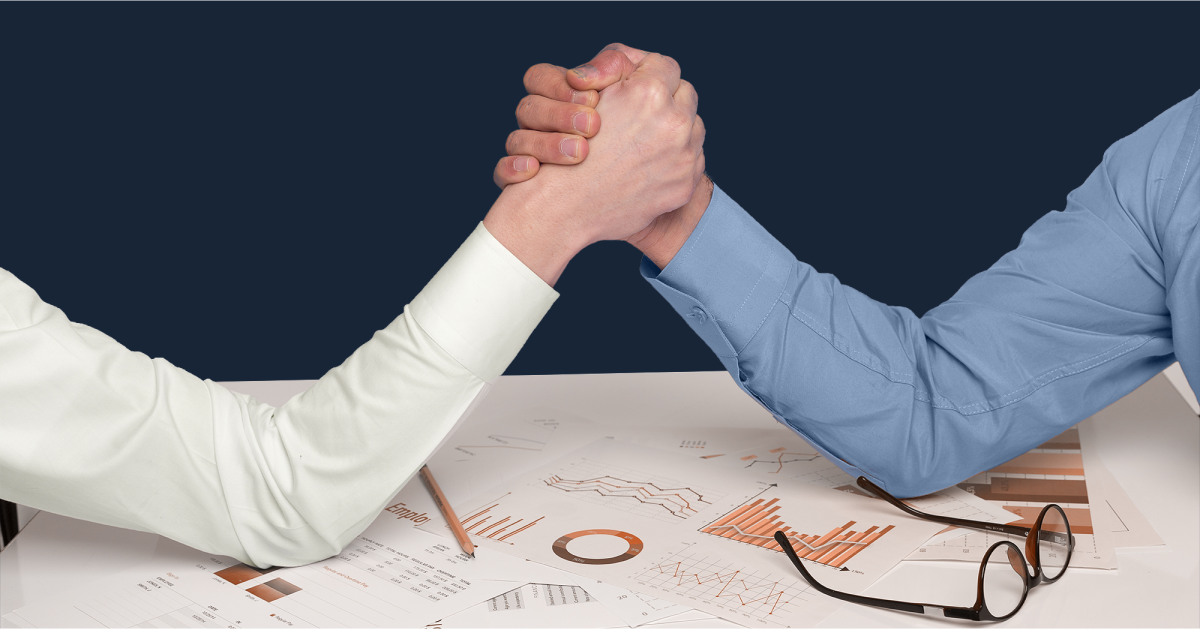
[1165,95,1200,215]
[407,299,492,382]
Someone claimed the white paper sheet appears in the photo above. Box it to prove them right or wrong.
[436,438,945,627]
[4,525,537,628]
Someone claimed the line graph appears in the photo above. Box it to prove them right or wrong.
[700,495,893,568]
[453,418,561,455]
[538,458,724,523]
[633,549,816,621]
[544,475,711,520]
[739,447,822,474]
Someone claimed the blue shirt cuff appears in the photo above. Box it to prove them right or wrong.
[640,184,797,357]
[640,184,877,487]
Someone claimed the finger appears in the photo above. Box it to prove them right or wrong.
[631,52,682,96]
[566,49,638,92]
[515,95,600,137]
[494,156,540,189]
[674,79,698,116]
[597,42,649,65]
[523,63,599,108]
[506,129,589,164]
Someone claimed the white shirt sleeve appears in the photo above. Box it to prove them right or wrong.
[0,223,557,567]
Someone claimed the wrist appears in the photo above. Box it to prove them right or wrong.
[482,184,591,287]
[632,175,713,270]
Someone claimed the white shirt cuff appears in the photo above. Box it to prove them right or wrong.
[410,222,558,381]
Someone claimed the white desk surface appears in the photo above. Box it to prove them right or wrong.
[2,371,1197,627]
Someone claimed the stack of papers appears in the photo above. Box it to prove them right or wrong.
[3,408,1162,628]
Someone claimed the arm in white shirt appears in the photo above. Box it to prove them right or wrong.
[0,223,557,568]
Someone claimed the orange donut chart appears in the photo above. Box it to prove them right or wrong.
[552,529,644,565]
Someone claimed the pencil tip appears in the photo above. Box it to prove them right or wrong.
[469,552,476,559]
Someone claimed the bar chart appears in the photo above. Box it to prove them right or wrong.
[459,502,543,543]
[914,425,1116,569]
[701,498,894,568]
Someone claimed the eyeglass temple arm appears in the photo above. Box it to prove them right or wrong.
[856,477,1032,537]
[773,531,977,620]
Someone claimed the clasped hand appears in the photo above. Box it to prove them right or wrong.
[482,44,711,286]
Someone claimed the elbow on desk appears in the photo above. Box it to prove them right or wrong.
[224,519,347,569]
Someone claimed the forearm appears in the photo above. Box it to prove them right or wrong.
[483,181,588,287]
[253,223,557,565]
[0,224,557,566]
[644,184,1174,497]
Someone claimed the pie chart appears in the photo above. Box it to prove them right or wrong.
[552,529,644,565]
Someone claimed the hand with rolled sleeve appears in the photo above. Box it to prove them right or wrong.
[500,48,1199,498]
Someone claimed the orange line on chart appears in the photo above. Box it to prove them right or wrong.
[544,475,711,517]
[456,445,542,451]
[650,563,795,615]
[741,449,820,474]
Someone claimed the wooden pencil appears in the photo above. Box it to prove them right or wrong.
[418,464,476,558]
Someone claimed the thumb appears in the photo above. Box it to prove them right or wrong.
[566,49,638,92]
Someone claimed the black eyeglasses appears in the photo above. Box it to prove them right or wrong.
[775,476,1074,621]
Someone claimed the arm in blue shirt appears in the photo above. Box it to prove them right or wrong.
[644,90,1199,497]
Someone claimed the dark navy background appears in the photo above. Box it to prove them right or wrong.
[3,4,1198,381]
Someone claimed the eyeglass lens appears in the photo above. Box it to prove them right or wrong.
[982,544,1027,618]
[1037,505,1070,580]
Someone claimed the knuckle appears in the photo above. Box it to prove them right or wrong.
[505,130,523,154]
[680,79,698,100]
[632,80,669,103]
[522,65,542,91]
[523,63,554,92]
[664,111,690,134]
[534,68,567,99]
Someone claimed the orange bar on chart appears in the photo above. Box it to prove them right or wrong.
[792,534,820,557]
[488,518,522,538]
[461,505,495,525]
[797,522,853,559]
[831,525,893,567]
[823,528,874,566]
[719,500,767,537]
[758,525,790,549]
[707,502,756,529]
[739,514,779,542]
[737,507,780,540]
[752,511,785,537]
[811,528,868,561]
[808,532,854,563]
[499,516,543,541]
[723,500,773,538]
[477,516,510,536]
[737,500,779,531]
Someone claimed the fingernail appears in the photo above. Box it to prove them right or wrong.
[560,138,580,158]
[570,64,598,80]
[571,112,591,134]
[514,156,530,172]
[570,90,588,105]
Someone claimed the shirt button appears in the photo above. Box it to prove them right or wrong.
[688,307,708,324]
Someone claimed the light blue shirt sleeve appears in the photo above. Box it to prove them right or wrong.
[643,89,1199,498]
